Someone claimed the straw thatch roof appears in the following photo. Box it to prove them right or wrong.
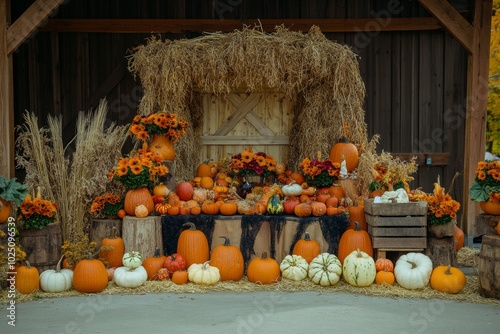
[128,25,368,184]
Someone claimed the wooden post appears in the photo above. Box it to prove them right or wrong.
[122,215,163,258]
[0,0,14,178]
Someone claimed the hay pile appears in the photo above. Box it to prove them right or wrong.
[2,246,498,306]
[128,25,367,182]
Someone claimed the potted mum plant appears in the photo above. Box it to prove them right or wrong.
[17,187,58,230]
[129,112,189,161]
[469,160,500,215]
[413,177,460,238]
[298,156,341,188]
[109,145,169,216]
[90,193,124,219]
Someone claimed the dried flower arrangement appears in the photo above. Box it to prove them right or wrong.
[61,235,98,268]
[368,151,418,193]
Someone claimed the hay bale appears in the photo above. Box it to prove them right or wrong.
[128,25,367,182]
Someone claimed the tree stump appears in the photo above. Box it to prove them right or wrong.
[122,215,163,258]
[89,218,122,248]
[425,236,457,268]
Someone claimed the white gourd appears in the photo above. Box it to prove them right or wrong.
[308,253,342,286]
[394,252,433,289]
[280,255,309,281]
[342,249,376,287]
[113,266,148,288]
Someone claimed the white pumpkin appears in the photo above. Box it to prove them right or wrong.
[280,255,309,281]
[188,261,220,285]
[122,251,143,270]
[281,181,303,197]
[39,255,73,292]
[308,253,342,286]
[394,252,433,289]
[113,266,148,288]
[342,249,376,287]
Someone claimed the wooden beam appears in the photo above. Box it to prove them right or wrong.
[418,0,474,54]
[0,0,14,178]
[463,0,492,239]
[83,64,128,111]
[6,0,65,55]
[38,18,442,33]
[213,94,263,136]
[226,94,276,136]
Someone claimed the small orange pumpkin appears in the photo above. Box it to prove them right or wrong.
[294,203,312,217]
[15,261,39,294]
[219,202,238,216]
[292,232,321,263]
[171,270,189,285]
[246,252,281,284]
[375,269,395,285]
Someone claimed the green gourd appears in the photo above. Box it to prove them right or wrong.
[266,194,284,215]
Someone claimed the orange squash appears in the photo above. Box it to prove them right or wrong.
[247,252,281,284]
[348,198,366,230]
[73,252,109,293]
[329,124,359,172]
[142,247,168,280]
[210,236,244,281]
[15,261,39,294]
[219,202,237,216]
[311,201,327,217]
[294,203,312,217]
[99,227,125,268]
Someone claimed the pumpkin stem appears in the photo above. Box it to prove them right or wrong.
[56,254,65,272]
[355,248,363,257]
[220,236,231,246]
[154,247,161,258]
[303,232,311,241]
[261,251,268,260]
[354,221,361,231]
[407,260,417,269]
[445,265,452,275]
[201,260,211,270]
[25,260,32,269]
[182,222,197,230]
[110,226,117,239]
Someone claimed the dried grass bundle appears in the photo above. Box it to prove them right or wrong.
[128,25,367,182]
[16,100,129,241]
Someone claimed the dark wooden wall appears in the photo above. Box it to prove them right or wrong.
[11,0,469,204]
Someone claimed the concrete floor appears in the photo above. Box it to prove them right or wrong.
[1,291,499,334]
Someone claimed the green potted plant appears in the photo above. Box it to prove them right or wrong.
[0,176,29,223]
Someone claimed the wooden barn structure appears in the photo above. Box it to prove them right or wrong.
[0,0,493,243]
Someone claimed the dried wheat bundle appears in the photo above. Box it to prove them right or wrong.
[16,100,129,241]
[128,25,367,183]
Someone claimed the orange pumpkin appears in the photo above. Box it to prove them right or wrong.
[73,252,109,293]
[117,209,126,219]
[177,222,210,267]
[292,232,321,263]
[155,201,171,215]
[290,173,305,185]
[201,200,219,215]
[167,205,180,216]
[99,227,125,268]
[348,198,366,230]
[246,252,281,284]
[294,203,312,217]
[219,202,238,216]
[375,258,394,272]
[190,206,202,215]
[329,124,359,172]
[153,183,170,197]
[337,221,373,264]
[210,236,244,281]
[311,201,327,216]
[328,184,346,199]
[200,176,214,189]
[325,196,339,208]
[454,225,465,251]
[326,206,342,216]
[196,162,212,178]
[167,192,181,207]
[142,247,168,280]
[283,197,300,215]
[124,187,154,216]
[171,270,189,285]
[15,261,39,294]
[375,269,395,285]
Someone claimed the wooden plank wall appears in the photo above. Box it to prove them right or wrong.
[10,0,469,223]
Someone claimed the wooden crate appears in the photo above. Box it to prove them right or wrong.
[364,199,428,252]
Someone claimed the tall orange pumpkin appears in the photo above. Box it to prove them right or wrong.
[149,134,175,161]
[15,261,39,294]
[177,222,210,267]
[348,199,366,230]
[210,236,244,281]
[337,221,373,264]
[454,225,465,252]
[124,187,154,216]
[73,252,109,293]
[99,227,125,268]
[292,232,321,263]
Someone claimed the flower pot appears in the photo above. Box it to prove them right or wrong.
[428,220,456,238]
[149,134,175,161]
[479,198,500,215]
[19,222,63,272]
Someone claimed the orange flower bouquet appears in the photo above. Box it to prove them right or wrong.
[413,181,460,226]
[90,193,124,217]
[228,147,277,178]
[108,145,169,190]
[129,112,189,143]
[299,157,340,188]
[18,188,58,229]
